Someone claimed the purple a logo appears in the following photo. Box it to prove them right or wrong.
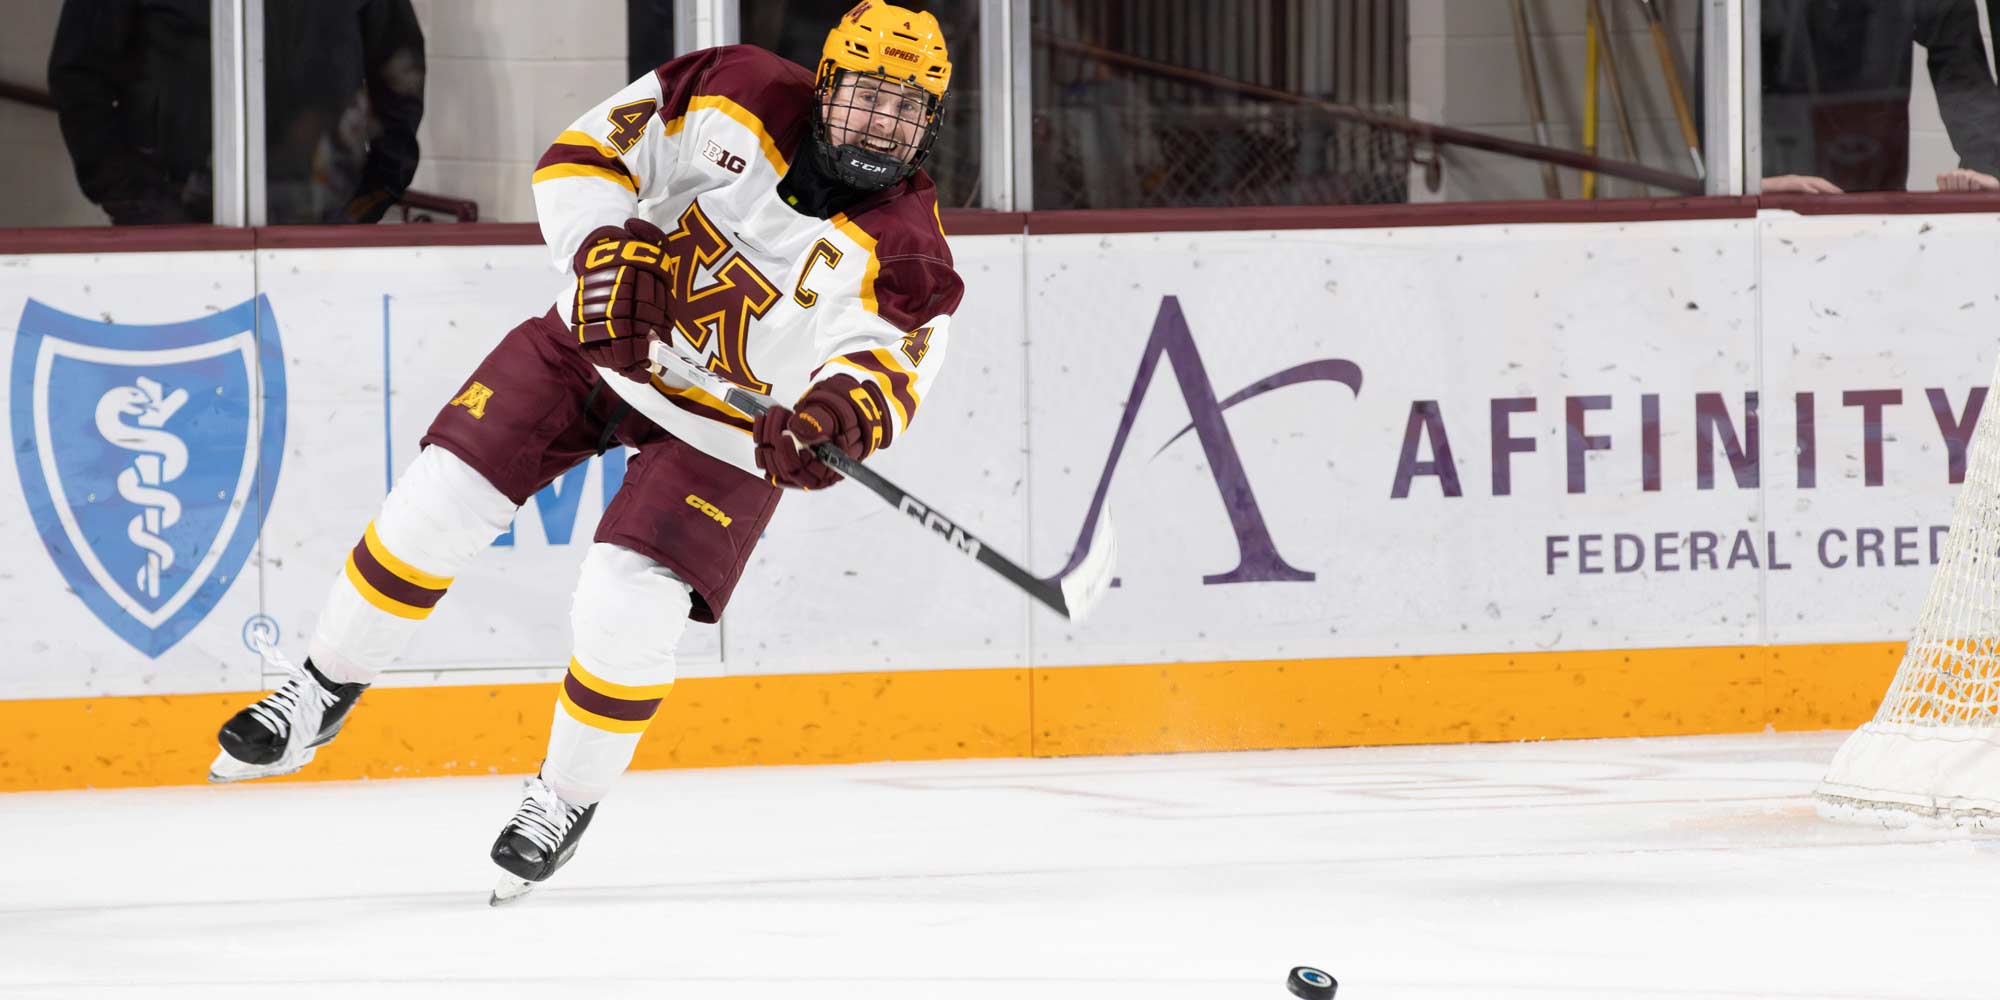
[1048,296,1361,586]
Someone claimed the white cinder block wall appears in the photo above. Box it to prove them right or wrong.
[405,0,632,224]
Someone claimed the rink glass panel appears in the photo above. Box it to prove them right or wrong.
[0,1,214,228]
[1026,0,1726,208]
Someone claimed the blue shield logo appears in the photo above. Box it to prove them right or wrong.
[11,296,286,657]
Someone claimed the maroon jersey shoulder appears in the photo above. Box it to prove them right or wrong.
[846,172,964,331]
[655,45,816,156]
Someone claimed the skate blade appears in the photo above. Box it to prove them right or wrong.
[206,746,316,784]
[489,874,537,907]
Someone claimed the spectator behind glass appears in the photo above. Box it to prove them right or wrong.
[1761,0,2000,194]
[47,0,210,224]
[48,0,426,225]
[264,0,425,223]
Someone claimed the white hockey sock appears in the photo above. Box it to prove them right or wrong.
[542,544,690,805]
[307,447,517,685]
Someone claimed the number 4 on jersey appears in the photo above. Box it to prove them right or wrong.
[606,99,657,153]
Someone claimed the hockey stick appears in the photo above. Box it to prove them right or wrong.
[646,341,1116,621]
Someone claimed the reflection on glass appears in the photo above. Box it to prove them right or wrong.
[628,0,678,81]
[740,0,982,208]
[1761,0,2000,194]
[263,0,427,224]
[45,0,215,225]
[1032,0,1412,209]
[38,0,429,227]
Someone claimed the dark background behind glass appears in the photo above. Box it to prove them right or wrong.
[1031,0,1409,210]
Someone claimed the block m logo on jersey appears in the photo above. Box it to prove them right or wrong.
[10,297,287,657]
[1044,296,1362,588]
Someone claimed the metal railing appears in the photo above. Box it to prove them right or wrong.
[1039,32,1702,198]
[393,189,479,223]
[0,80,54,111]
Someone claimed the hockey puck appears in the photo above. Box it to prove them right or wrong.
[1287,966,1337,1000]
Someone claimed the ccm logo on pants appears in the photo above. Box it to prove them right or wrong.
[686,494,732,527]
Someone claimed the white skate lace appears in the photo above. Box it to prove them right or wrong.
[243,638,335,751]
[510,779,586,853]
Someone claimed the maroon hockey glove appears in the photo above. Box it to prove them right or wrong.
[570,218,671,383]
[752,374,894,490]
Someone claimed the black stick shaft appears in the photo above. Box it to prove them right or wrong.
[720,385,1074,616]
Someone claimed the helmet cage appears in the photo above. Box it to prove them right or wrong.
[810,64,946,190]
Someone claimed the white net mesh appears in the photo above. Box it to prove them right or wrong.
[1879,637,2000,728]
[1814,356,2000,829]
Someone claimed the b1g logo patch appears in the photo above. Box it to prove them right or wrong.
[701,139,746,174]
[10,297,287,657]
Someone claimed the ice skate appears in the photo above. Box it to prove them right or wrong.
[209,641,368,783]
[488,775,597,905]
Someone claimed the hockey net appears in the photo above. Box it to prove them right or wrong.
[1814,359,2000,829]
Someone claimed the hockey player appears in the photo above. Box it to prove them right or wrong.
[208,2,962,902]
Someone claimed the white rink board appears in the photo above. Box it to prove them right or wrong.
[1023,213,1998,667]
[0,252,268,699]
[1757,212,2000,644]
[1023,220,1766,666]
[1,212,1994,700]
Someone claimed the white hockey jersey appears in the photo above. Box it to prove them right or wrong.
[530,45,962,477]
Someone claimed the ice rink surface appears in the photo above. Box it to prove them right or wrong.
[3,731,1997,1000]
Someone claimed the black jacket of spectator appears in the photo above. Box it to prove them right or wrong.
[48,0,426,225]
[1762,0,2000,191]
[48,0,210,224]
[264,0,426,223]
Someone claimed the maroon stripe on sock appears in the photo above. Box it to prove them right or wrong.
[562,672,663,723]
[349,537,448,609]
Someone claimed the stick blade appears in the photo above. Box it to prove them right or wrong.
[1057,511,1117,621]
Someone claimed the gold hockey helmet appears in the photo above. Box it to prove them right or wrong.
[809,3,952,190]
[820,2,952,99]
